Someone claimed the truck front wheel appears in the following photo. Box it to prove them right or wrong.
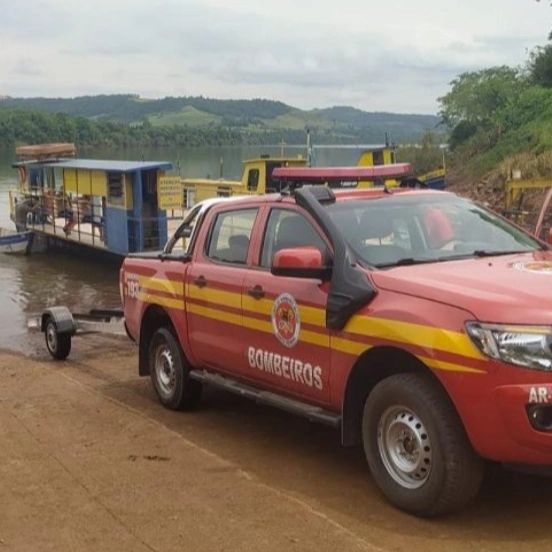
[148,327,202,410]
[362,373,483,517]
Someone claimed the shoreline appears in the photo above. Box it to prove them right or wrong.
[2,337,552,550]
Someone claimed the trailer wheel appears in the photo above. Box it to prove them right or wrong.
[148,327,202,410]
[362,373,483,517]
[44,318,72,360]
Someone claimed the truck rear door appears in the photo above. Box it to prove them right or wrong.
[185,205,259,374]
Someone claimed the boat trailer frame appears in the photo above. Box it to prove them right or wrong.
[29,306,126,360]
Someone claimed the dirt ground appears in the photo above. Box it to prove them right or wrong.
[2,335,552,551]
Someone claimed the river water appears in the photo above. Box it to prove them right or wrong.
[0,144,366,353]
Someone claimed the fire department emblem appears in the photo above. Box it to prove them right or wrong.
[272,293,301,348]
[513,261,552,274]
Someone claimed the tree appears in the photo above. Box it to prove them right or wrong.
[528,43,552,87]
[438,67,528,150]
[439,67,525,128]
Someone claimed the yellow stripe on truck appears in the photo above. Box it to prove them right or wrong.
[187,285,242,310]
[331,337,371,356]
[345,315,482,361]
[187,302,242,327]
[242,295,326,327]
[422,357,485,375]
[140,280,484,372]
[189,287,480,363]
[137,292,182,310]
[240,310,330,348]
[187,302,330,348]
[138,276,183,296]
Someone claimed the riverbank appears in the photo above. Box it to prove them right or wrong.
[2,340,552,551]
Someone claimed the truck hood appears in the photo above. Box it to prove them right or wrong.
[370,251,552,325]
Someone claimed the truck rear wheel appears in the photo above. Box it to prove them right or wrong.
[362,373,483,517]
[148,327,202,410]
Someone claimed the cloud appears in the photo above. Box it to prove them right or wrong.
[12,58,44,77]
[0,0,551,112]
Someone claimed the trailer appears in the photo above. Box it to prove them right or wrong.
[29,306,125,360]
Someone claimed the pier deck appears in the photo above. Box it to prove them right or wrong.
[27,215,183,253]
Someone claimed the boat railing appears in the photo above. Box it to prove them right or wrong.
[9,187,188,253]
[127,215,170,252]
[9,188,108,249]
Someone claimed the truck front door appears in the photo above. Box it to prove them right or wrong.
[241,206,332,405]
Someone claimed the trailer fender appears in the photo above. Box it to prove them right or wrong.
[41,306,77,335]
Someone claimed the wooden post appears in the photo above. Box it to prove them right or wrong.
[76,169,81,242]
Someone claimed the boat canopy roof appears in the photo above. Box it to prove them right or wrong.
[272,163,412,182]
[13,158,173,172]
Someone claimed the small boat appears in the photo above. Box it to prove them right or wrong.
[418,167,446,190]
[0,228,32,254]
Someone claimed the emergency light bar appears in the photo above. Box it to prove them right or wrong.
[272,163,413,182]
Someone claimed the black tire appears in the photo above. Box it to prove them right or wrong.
[44,318,71,360]
[362,373,483,517]
[148,327,202,410]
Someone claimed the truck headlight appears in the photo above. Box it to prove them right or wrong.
[466,322,552,371]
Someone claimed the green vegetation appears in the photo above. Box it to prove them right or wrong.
[439,35,552,175]
[0,107,305,148]
[0,94,439,149]
[148,106,221,127]
[398,130,445,175]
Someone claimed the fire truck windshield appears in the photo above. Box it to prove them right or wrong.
[326,194,544,268]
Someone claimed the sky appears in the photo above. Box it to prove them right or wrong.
[0,0,551,114]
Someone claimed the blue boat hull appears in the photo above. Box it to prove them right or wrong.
[424,175,446,190]
[0,231,31,253]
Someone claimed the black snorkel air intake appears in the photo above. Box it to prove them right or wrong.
[293,186,377,330]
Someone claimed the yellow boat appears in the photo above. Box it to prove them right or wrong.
[180,155,306,207]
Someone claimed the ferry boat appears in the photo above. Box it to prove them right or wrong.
[181,155,306,208]
[10,143,174,256]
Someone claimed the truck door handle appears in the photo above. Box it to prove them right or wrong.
[247,285,265,300]
[194,275,207,288]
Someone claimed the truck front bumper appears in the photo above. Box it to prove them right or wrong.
[492,383,552,464]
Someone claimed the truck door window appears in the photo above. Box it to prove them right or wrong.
[247,169,260,192]
[206,208,258,264]
[165,204,201,254]
[260,209,328,268]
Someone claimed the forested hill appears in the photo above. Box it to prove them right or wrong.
[0,94,438,144]
[439,33,552,180]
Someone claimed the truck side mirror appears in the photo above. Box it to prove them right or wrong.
[271,247,331,280]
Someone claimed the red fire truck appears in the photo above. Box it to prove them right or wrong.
[115,165,552,516]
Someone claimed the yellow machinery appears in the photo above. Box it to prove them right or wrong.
[181,156,306,208]
[356,145,399,187]
[505,178,552,210]
[357,145,447,190]
[504,177,552,227]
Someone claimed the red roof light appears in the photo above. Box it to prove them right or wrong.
[272,163,412,182]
